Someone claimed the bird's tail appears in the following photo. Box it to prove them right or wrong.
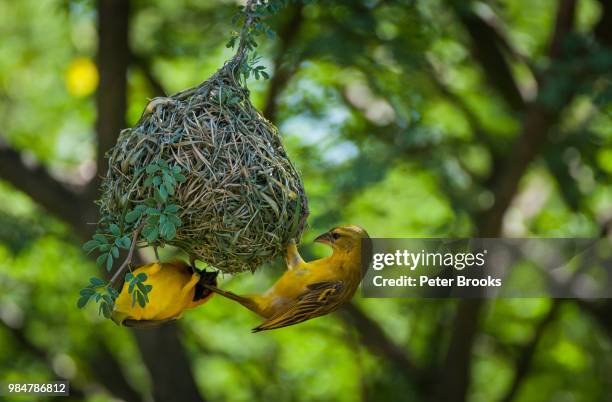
[202,284,261,315]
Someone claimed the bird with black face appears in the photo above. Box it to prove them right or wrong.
[112,261,218,328]
[204,225,370,332]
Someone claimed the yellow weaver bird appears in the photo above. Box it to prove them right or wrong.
[205,225,370,332]
[112,261,218,328]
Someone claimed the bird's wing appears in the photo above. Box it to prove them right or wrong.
[252,281,344,332]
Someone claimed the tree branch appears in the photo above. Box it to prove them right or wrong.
[95,2,205,401]
[109,222,144,287]
[576,299,612,340]
[0,321,85,400]
[450,2,525,111]
[94,0,130,193]
[437,2,578,401]
[434,300,482,402]
[133,322,207,402]
[338,303,429,391]
[263,4,304,122]
[86,340,146,402]
[594,0,612,46]
[1,319,146,401]
[131,52,167,97]
[0,140,92,237]
[499,301,561,402]
[548,0,577,59]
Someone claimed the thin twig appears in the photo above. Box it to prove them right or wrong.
[109,222,145,287]
[234,0,259,64]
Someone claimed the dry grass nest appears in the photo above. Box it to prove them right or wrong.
[99,60,308,274]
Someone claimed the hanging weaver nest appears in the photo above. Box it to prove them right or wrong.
[99,43,308,274]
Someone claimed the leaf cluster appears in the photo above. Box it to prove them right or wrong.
[226,1,301,82]
[125,272,152,308]
[79,160,186,320]
[83,224,131,272]
[77,277,119,319]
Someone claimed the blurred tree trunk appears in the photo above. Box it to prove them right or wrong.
[437,1,577,401]
[94,1,206,401]
[94,0,129,200]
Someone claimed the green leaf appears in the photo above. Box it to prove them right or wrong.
[168,215,182,227]
[119,236,131,249]
[109,224,120,236]
[164,181,175,196]
[107,287,119,299]
[106,254,114,271]
[93,234,107,243]
[146,164,160,174]
[77,295,90,309]
[83,240,99,252]
[125,272,134,282]
[111,246,119,258]
[101,302,112,319]
[144,284,153,293]
[96,254,107,268]
[163,172,175,186]
[115,236,130,249]
[102,294,113,305]
[136,272,147,282]
[145,226,159,243]
[137,292,146,308]
[161,222,176,240]
[164,204,179,214]
[158,187,168,202]
[174,173,187,183]
[80,288,95,297]
[166,225,176,240]
[90,277,106,287]
[125,209,142,223]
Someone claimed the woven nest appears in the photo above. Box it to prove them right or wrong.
[99,59,308,274]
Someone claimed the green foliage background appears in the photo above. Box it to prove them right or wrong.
[0,0,611,401]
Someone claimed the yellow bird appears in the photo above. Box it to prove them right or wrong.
[112,261,218,328]
[205,225,370,332]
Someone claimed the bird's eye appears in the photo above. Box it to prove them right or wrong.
[331,232,341,240]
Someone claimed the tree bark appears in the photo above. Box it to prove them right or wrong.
[95,1,205,401]
[263,4,304,122]
[94,0,130,199]
[436,2,577,401]
[134,323,207,402]
[0,140,90,237]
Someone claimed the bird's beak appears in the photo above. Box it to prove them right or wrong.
[314,231,333,245]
